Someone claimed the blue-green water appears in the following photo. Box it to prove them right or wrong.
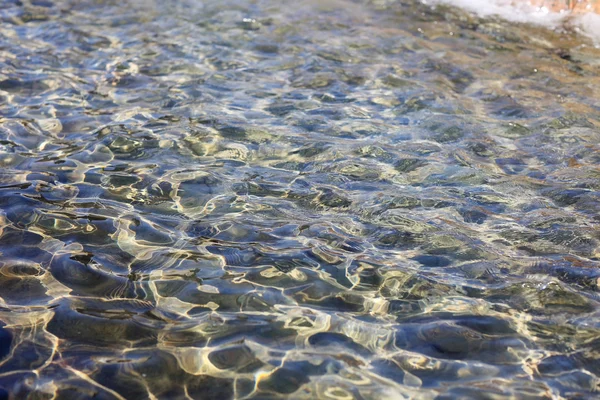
[1,0,600,398]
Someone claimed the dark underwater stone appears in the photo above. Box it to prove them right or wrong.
[412,255,452,267]
[0,323,11,362]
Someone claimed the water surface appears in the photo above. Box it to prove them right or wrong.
[1,0,600,398]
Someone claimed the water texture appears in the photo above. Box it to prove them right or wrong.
[1,0,600,398]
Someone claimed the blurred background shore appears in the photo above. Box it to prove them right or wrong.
[530,0,600,13]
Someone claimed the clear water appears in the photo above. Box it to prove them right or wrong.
[1,0,600,398]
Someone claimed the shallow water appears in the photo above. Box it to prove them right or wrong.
[1,0,600,398]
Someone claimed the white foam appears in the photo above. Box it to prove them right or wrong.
[576,12,600,42]
[423,0,600,44]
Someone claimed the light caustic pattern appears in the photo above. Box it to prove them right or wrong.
[0,0,600,398]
